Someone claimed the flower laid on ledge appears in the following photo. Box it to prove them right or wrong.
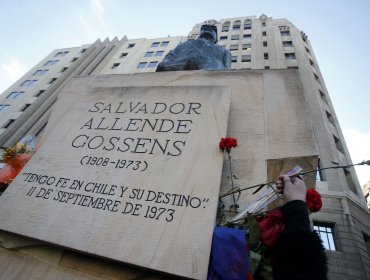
[219,137,238,153]
[306,188,322,213]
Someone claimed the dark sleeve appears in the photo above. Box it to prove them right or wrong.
[274,200,328,280]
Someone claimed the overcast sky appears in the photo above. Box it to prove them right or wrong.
[0,0,369,185]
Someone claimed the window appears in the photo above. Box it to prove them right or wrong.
[35,90,45,97]
[128,43,135,48]
[54,51,69,57]
[3,119,15,128]
[242,55,251,62]
[243,34,251,39]
[282,41,293,47]
[263,41,268,47]
[281,31,290,36]
[244,19,252,30]
[144,52,154,57]
[220,36,228,41]
[71,57,78,62]
[262,31,267,36]
[155,51,164,56]
[151,42,160,47]
[60,67,68,73]
[285,53,296,60]
[231,35,239,40]
[333,135,344,154]
[48,78,57,84]
[137,62,147,68]
[326,111,335,126]
[305,47,310,53]
[319,89,328,104]
[148,61,158,68]
[343,168,357,193]
[0,105,10,112]
[20,104,31,112]
[314,73,320,80]
[6,91,24,99]
[81,48,87,53]
[231,56,237,63]
[233,20,241,30]
[44,60,59,66]
[111,63,120,69]
[313,223,337,251]
[309,59,315,66]
[262,22,266,27]
[287,66,299,69]
[33,69,49,76]
[161,41,169,47]
[265,66,270,69]
[222,21,230,32]
[242,44,251,50]
[230,45,238,51]
[264,53,269,59]
[120,53,128,58]
[20,80,37,87]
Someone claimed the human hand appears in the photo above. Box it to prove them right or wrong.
[276,175,306,202]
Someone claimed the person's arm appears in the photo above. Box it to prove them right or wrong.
[274,175,328,280]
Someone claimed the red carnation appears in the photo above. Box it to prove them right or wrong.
[256,208,285,249]
[219,137,238,152]
[306,188,322,213]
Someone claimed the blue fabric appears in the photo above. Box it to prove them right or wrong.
[208,227,249,280]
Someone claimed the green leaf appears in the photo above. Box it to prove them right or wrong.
[247,214,261,245]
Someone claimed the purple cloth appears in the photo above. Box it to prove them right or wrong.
[208,227,249,280]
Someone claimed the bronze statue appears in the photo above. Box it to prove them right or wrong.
[156,24,231,72]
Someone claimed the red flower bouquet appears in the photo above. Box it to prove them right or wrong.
[256,208,285,249]
[219,137,238,152]
[306,188,322,213]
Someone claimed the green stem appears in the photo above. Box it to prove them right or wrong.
[227,151,238,213]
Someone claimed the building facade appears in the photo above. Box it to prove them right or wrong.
[0,15,369,279]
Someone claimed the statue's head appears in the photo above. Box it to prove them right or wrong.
[199,24,218,43]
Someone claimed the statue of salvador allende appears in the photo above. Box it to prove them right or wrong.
[156,24,231,71]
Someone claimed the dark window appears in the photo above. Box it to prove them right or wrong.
[35,90,45,97]
[111,63,120,69]
[242,55,251,62]
[233,20,241,30]
[81,48,87,53]
[287,66,299,69]
[155,51,164,56]
[20,80,37,87]
[54,51,69,57]
[231,56,237,63]
[20,104,31,112]
[243,34,251,39]
[264,53,269,59]
[161,41,169,47]
[48,78,57,84]
[230,45,238,51]
[128,43,135,48]
[333,135,344,154]
[60,67,68,73]
[222,22,230,32]
[263,41,267,47]
[33,69,49,76]
[44,60,59,66]
[262,31,267,36]
[3,119,15,128]
[265,66,270,69]
[313,223,337,251]
[231,35,239,40]
[283,41,293,47]
[281,31,290,36]
[285,53,296,60]
[151,42,160,47]
[120,53,128,58]
[220,36,228,41]
[71,57,78,62]
[262,22,266,27]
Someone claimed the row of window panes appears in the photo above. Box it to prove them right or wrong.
[33,69,49,76]
[20,80,37,87]
[144,51,164,57]
[0,104,10,112]
[151,41,169,48]
[231,55,251,63]
[222,20,253,32]
[229,44,251,51]
[44,60,59,66]
[137,61,159,68]
[6,91,24,99]
[54,51,69,57]
[220,34,252,41]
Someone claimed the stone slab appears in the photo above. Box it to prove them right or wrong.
[0,85,231,280]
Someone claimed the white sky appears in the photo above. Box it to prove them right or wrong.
[0,0,369,185]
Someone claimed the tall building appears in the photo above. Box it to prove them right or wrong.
[0,15,369,279]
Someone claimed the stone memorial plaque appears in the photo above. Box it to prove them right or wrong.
[0,86,230,280]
